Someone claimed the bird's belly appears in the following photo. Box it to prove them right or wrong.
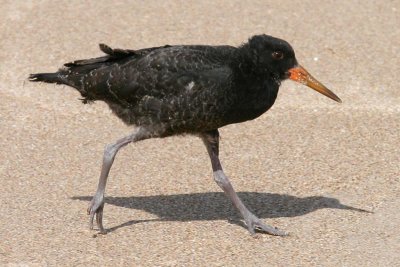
[106,94,229,135]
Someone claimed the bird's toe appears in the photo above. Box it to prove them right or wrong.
[87,195,105,232]
[245,214,287,236]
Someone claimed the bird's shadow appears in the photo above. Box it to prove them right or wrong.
[72,192,369,233]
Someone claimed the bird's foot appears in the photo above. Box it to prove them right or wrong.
[244,213,287,236]
[87,193,106,234]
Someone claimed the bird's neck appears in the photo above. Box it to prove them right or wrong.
[231,44,275,79]
[218,46,281,125]
[230,45,281,98]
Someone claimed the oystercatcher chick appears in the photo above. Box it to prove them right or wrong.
[29,34,341,236]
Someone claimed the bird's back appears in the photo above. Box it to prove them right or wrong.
[93,45,236,105]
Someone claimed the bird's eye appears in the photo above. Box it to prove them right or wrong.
[272,51,284,60]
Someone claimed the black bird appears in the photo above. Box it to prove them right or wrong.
[29,34,341,236]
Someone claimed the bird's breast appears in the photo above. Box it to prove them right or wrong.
[222,79,280,125]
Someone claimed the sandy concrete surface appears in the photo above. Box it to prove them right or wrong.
[1,0,399,266]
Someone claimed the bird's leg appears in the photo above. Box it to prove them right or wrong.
[201,130,287,236]
[87,127,150,233]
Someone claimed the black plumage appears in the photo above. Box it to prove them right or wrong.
[30,34,341,235]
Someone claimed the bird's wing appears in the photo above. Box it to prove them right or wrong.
[79,45,237,106]
[131,65,235,129]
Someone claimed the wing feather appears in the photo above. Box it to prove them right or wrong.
[77,45,236,107]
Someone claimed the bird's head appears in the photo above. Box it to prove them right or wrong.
[247,34,341,102]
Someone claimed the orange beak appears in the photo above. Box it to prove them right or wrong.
[288,65,342,103]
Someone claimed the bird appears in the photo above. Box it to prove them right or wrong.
[29,34,341,236]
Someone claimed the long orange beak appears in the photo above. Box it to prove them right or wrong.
[288,65,342,103]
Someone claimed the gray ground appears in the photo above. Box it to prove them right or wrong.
[1,1,399,266]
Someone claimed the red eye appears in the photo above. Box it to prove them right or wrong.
[272,51,284,60]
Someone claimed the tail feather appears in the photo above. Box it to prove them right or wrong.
[29,71,91,102]
[29,72,63,84]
